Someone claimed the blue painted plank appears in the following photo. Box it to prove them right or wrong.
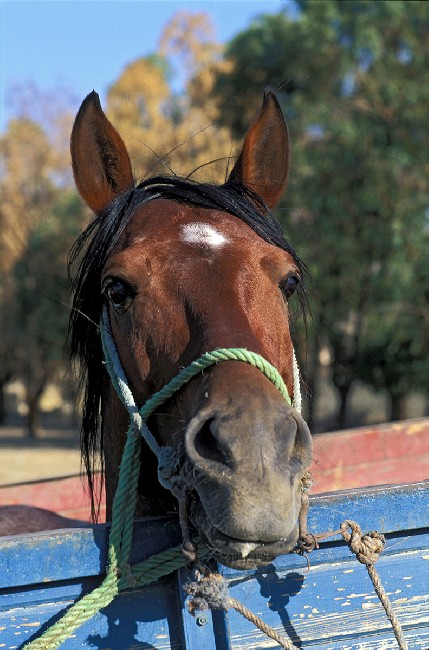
[214,533,429,648]
[0,481,428,649]
[2,586,182,649]
[2,482,427,590]
[306,481,429,536]
[0,518,182,590]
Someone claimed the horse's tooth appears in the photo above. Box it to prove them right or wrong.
[239,543,259,558]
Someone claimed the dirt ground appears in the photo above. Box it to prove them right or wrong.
[0,425,81,485]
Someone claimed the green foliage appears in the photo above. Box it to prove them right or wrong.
[356,228,429,400]
[13,192,83,363]
[213,0,429,425]
[10,191,85,432]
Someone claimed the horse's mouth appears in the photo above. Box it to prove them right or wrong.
[189,498,299,570]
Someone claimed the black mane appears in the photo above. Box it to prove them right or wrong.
[68,176,307,518]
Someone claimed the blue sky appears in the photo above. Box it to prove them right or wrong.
[0,0,290,132]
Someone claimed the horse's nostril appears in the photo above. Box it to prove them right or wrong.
[193,417,232,467]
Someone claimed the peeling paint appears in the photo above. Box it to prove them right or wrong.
[347,592,370,598]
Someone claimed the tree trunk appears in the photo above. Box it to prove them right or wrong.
[336,384,351,430]
[305,335,321,429]
[26,396,40,438]
[0,373,13,425]
[389,393,407,422]
[0,383,5,425]
[25,382,45,438]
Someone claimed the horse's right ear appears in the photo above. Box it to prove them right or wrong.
[70,91,134,213]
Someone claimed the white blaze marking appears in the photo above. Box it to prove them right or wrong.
[181,223,228,249]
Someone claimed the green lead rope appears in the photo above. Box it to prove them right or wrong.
[24,307,293,649]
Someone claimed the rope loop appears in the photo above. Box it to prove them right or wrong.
[340,520,385,566]
[184,570,299,650]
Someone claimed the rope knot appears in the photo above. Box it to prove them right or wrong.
[184,572,231,615]
[118,562,137,589]
[340,520,385,566]
[157,445,180,489]
[300,470,313,493]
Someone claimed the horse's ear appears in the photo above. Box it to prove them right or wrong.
[70,91,134,213]
[228,90,290,209]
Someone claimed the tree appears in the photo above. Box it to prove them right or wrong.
[159,10,219,81]
[356,229,429,420]
[12,192,84,435]
[0,96,78,427]
[106,56,173,177]
[0,118,58,275]
[0,116,60,425]
[212,1,429,428]
[106,11,236,183]
[5,81,76,187]
[0,278,18,423]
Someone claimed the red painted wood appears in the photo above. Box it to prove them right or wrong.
[0,474,105,522]
[311,418,429,493]
[0,419,427,513]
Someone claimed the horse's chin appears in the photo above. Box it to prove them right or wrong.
[189,499,299,570]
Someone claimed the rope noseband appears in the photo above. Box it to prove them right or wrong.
[99,305,302,493]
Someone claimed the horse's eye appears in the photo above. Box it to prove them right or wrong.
[280,276,300,300]
[103,280,135,313]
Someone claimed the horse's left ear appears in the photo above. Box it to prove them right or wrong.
[228,90,290,209]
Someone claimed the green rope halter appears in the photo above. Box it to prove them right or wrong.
[24,306,299,649]
[99,305,295,487]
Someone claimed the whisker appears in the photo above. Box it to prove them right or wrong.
[70,306,99,329]
[138,141,178,179]
[142,123,217,180]
[224,142,236,182]
[186,156,234,180]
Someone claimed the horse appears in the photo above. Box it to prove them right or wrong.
[1,90,312,570]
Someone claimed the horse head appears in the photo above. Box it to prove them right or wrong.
[69,90,312,569]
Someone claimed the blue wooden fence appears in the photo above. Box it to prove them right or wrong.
[1,481,428,649]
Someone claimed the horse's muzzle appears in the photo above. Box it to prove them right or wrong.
[189,494,301,569]
[183,394,312,568]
